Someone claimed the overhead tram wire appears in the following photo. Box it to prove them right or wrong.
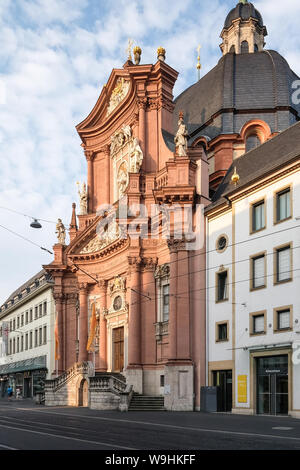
[1,221,300,307]
[7,265,300,335]
[0,205,70,228]
[0,223,53,255]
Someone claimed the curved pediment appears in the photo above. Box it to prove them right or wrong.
[76,69,134,135]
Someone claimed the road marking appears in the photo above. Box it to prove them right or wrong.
[0,444,18,450]
[17,408,300,443]
[0,415,102,435]
[0,422,137,450]
[272,427,294,431]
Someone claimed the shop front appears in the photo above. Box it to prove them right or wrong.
[256,355,289,415]
[0,356,47,398]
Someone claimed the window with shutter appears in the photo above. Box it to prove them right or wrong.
[253,315,265,334]
[276,189,291,222]
[277,310,290,330]
[276,246,291,282]
[252,255,265,288]
[162,284,169,322]
[252,201,265,232]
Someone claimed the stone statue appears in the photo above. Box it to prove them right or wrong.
[117,163,129,197]
[56,219,66,245]
[77,182,88,215]
[174,113,188,157]
[130,137,143,172]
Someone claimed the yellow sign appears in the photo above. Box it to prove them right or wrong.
[238,375,247,403]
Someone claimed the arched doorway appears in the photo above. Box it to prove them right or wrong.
[78,379,89,407]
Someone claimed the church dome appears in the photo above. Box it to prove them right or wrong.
[171,50,300,144]
[224,1,264,29]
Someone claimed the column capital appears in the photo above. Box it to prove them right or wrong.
[98,279,107,292]
[128,256,142,269]
[84,149,95,161]
[79,282,88,292]
[167,238,187,253]
[137,97,147,110]
[65,292,78,305]
[53,292,64,302]
[141,257,157,272]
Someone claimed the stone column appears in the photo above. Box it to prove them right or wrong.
[78,283,89,363]
[98,280,107,371]
[64,293,78,369]
[85,150,94,213]
[167,240,178,361]
[103,145,110,205]
[137,98,147,155]
[53,293,64,374]
[164,238,193,411]
[128,257,141,367]
[126,256,143,393]
[141,258,157,365]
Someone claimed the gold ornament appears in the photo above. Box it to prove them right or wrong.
[157,47,166,62]
[231,167,240,186]
[133,46,142,65]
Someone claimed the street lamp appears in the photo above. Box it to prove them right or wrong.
[30,218,42,229]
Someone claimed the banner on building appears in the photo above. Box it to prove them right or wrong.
[237,375,247,403]
[87,302,97,351]
[54,313,60,361]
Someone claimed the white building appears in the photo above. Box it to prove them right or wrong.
[0,270,55,398]
[206,122,300,417]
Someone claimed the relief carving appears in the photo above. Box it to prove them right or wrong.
[80,221,120,254]
[106,77,130,116]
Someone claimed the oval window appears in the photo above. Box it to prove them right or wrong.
[113,296,122,311]
[217,235,228,252]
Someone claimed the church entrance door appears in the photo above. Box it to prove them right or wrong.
[78,379,88,407]
[112,327,124,372]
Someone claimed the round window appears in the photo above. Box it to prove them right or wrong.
[113,296,122,311]
[217,235,228,252]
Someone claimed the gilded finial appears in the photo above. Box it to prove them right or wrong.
[231,167,240,186]
[197,44,201,81]
[157,47,166,62]
[133,46,142,65]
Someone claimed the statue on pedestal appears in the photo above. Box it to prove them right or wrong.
[174,112,188,157]
[56,219,66,245]
[77,182,88,215]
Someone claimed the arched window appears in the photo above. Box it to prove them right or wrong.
[241,41,249,54]
[230,45,235,53]
[246,134,261,152]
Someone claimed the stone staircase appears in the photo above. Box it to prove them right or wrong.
[128,393,165,411]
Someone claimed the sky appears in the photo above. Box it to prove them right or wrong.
[0,0,300,303]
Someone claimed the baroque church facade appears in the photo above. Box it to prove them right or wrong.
[44,1,300,412]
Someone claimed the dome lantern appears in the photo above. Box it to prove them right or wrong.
[220,1,267,56]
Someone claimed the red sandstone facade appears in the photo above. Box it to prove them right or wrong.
[44,58,209,410]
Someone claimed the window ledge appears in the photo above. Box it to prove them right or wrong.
[274,216,292,226]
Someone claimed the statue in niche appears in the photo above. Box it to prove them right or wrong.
[56,219,66,245]
[77,182,88,215]
[174,112,188,157]
[117,162,129,197]
[129,137,143,172]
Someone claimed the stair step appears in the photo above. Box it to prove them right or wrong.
[129,393,165,411]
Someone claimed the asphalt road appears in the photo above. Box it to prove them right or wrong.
[0,399,300,451]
